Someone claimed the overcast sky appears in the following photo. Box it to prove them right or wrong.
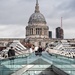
[0,0,75,39]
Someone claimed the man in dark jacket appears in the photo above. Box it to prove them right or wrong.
[8,47,15,57]
[38,46,42,56]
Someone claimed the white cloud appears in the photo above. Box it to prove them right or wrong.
[0,25,25,38]
[64,29,75,39]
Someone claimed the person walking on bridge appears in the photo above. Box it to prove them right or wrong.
[8,46,15,58]
[38,45,42,56]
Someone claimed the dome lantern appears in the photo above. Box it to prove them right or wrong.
[35,0,40,13]
[28,0,46,24]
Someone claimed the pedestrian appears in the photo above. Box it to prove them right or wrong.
[8,47,15,65]
[38,45,42,56]
[30,45,35,53]
[8,47,15,58]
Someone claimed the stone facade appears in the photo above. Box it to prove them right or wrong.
[26,0,50,47]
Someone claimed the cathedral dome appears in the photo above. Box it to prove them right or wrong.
[28,12,46,24]
[28,0,46,24]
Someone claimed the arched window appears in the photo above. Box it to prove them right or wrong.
[36,28,42,35]
[30,28,33,35]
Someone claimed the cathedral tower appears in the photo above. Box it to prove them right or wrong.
[26,0,49,47]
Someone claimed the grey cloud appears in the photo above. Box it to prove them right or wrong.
[68,0,75,11]
[0,0,34,25]
[55,0,75,18]
[46,0,75,19]
[0,0,75,38]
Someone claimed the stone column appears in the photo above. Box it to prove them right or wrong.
[33,28,35,35]
[28,28,30,35]
[42,28,44,35]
